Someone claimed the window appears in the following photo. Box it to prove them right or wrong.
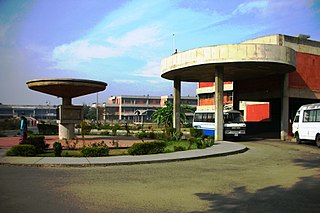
[194,113,215,122]
[303,109,320,122]
[303,110,310,122]
[316,109,320,122]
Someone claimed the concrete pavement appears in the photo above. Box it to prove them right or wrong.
[0,141,247,167]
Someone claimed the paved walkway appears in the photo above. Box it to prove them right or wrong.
[0,141,247,167]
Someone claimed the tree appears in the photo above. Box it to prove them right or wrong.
[151,101,195,128]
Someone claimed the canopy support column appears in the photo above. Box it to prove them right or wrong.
[173,78,181,132]
[215,66,224,142]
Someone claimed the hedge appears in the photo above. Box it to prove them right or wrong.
[80,142,109,157]
[128,141,166,155]
[6,144,36,156]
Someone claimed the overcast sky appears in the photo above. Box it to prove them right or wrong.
[1,0,319,105]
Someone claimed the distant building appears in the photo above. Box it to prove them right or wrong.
[0,104,57,126]
[102,95,197,123]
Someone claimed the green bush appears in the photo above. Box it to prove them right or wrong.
[128,141,166,155]
[188,137,196,150]
[190,127,204,138]
[27,135,48,153]
[195,137,214,149]
[80,142,109,157]
[99,131,110,136]
[135,131,148,142]
[112,124,121,136]
[147,131,156,139]
[6,144,36,156]
[174,146,185,151]
[53,142,62,157]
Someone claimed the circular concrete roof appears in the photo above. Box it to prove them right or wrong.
[26,78,107,98]
[161,44,296,82]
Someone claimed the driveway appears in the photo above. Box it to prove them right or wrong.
[0,140,319,212]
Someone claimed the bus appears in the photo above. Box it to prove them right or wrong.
[292,103,320,148]
[193,110,246,139]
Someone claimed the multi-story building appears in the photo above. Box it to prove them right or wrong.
[103,95,197,123]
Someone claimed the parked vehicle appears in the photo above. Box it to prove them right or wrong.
[292,103,320,148]
[193,110,246,139]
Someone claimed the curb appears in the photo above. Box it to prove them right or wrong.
[0,141,248,167]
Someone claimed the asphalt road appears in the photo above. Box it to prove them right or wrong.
[1,140,319,213]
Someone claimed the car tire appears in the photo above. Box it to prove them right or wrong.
[316,134,320,148]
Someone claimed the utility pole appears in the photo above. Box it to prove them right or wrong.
[172,33,176,52]
[96,92,99,124]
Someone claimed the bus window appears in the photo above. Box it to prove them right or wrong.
[207,113,214,122]
[316,109,320,122]
[194,113,202,122]
[303,111,310,122]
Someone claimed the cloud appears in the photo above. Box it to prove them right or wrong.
[107,25,162,48]
[133,60,160,78]
[233,0,268,15]
[53,40,124,60]
[112,79,137,84]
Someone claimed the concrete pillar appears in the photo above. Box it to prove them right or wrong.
[59,123,75,140]
[173,78,181,132]
[281,74,289,141]
[232,81,240,111]
[215,66,224,142]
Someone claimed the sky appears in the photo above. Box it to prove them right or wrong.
[0,0,319,106]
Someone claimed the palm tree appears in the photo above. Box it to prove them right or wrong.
[151,101,195,128]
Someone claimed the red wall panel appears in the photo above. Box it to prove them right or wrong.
[289,52,320,90]
[246,104,270,122]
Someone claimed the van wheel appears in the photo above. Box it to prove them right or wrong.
[316,134,320,148]
[295,133,301,144]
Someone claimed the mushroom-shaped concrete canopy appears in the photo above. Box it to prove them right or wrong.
[161,43,296,81]
[26,78,107,98]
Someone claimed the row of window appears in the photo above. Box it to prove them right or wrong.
[303,109,320,122]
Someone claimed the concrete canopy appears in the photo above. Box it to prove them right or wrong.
[26,78,108,98]
[161,44,296,81]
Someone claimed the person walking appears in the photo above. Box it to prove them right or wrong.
[19,114,28,144]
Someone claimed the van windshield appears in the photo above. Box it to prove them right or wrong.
[293,111,300,123]
[224,112,244,123]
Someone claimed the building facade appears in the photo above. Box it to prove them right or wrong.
[195,34,320,138]
[0,104,58,127]
[103,95,197,123]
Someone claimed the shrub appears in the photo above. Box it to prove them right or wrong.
[172,130,183,141]
[53,142,62,157]
[135,131,148,142]
[196,137,215,149]
[128,141,166,155]
[147,131,156,139]
[6,144,36,156]
[80,120,92,136]
[99,131,110,136]
[190,127,204,138]
[174,146,185,151]
[80,141,109,157]
[188,137,196,150]
[27,135,48,153]
[112,124,121,136]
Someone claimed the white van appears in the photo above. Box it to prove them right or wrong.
[292,103,320,148]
